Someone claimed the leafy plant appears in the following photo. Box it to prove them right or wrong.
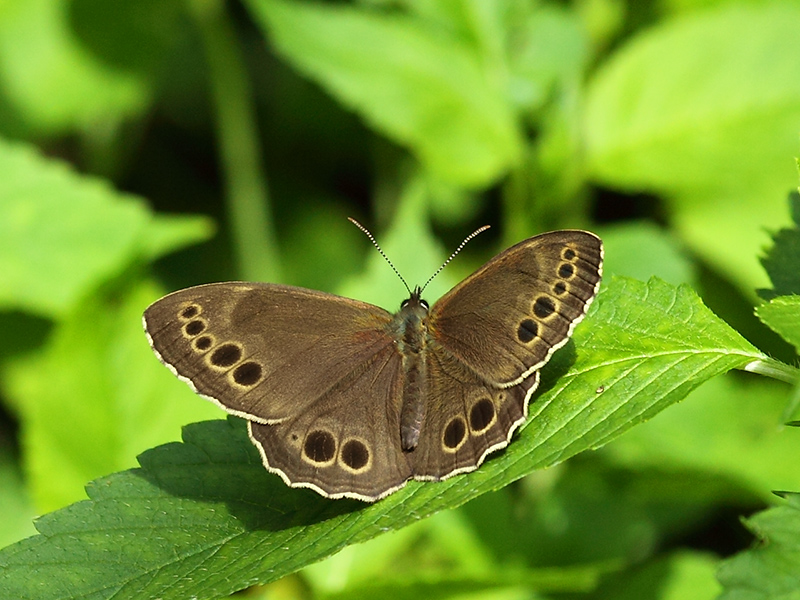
[1,0,799,599]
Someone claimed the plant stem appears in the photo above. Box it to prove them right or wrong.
[742,358,800,385]
[189,0,281,282]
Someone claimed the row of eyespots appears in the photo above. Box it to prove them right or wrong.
[515,244,583,345]
[303,395,501,466]
[301,430,372,473]
[178,303,263,388]
[442,394,501,452]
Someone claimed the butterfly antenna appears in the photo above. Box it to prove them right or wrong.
[348,217,412,295]
[420,224,490,293]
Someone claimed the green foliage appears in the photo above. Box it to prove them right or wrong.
[717,493,800,600]
[0,275,770,598]
[4,280,225,511]
[585,2,800,293]
[0,0,799,598]
[760,192,800,299]
[0,139,212,317]
[247,0,523,188]
[0,0,150,135]
[757,296,800,355]
[589,552,722,600]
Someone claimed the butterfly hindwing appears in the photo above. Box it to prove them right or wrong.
[408,343,539,480]
[248,343,412,501]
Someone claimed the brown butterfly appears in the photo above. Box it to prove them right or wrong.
[143,225,602,501]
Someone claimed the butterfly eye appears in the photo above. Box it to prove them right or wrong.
[419,299,429,310]
[400,299,410,308]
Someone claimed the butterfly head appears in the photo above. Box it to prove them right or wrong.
[394,286,429,352]
[400,286,429,316]
[348,217,489,318]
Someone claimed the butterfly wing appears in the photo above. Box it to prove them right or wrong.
[144,282,413,499]
[428,230,603,386]
[248,342,411,501]
[410,231,602,480]
[144,282,396,422]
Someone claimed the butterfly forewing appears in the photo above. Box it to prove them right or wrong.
[428,230,603,386]
[144,283,397,421]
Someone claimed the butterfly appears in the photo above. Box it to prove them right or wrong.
[143,225,602,501]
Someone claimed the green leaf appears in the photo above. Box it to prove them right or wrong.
[586,3,800,195]
[527,277,763,465]
[585,3,800,291]
[2,278,225,511]
[0,276,768,598]
[0,0,148,133]
[756,295,800,355]
[760,192,800,299]
[717,493,800,600]
[506,4,587,111]
[70,0,184,79]
[604,375,800,498]
[0,139,213,318]
[0,418,601,600]
[245,0,522,187]
[140,212,215,263]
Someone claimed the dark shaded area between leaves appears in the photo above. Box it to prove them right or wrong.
[759,191,800,299]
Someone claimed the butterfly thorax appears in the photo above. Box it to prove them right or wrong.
[391,288,430,452]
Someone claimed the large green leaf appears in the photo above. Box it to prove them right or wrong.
[0,276,770,598]
[585,3,800,291]
[0,139,212,318]
[717,493,800,600]
[245,0,522,187]
[0,0,148,133]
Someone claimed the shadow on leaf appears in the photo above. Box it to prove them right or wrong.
[135,416,364,530]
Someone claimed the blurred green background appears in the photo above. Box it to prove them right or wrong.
[1,0,799,598]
